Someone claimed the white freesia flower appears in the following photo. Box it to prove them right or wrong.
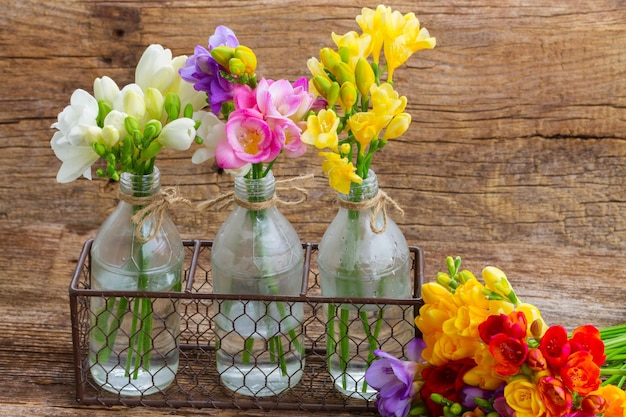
[191,111,250,176]
[157,117,196,150]
[93,76,120,105]
[102,110,128,143]
[135,44,176,93]
[113,84,145,121]
[50,89,101,182]
[191,111,226,164]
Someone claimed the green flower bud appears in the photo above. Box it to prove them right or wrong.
[320,47,342,73]
[183,103,194,119]
[164,92,181,121]
[338,46,350,64]
[312,75,332,96]
[326,81,340,108]
[233,45,257,75]
[210,45,235,69]
[228,57,246,76]
[96,100,112,128]
[355,58,376,96]
[143,119,162,142]
[124,115,141,136]
[92,142,107,157]
[339,81,358,110]
[334,61,356,86]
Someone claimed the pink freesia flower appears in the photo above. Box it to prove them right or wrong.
[256,78,303,120]
[218,109,281,169]
[271,118,307,158]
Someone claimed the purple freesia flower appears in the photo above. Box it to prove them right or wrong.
[493,396,515,417]
[179,26,240,114]
[365,339,426,417]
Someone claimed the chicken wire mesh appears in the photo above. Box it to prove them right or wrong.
[69,239,424,410]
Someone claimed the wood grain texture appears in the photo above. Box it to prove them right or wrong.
[1,0,625,415]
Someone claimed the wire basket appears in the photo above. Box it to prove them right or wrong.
[69,239,425,410]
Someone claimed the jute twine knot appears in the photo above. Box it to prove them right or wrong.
[119,187,191,243]
[197,174,314,212]
[338,189,404,234]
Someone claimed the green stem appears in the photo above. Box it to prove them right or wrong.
[339,307,350,389]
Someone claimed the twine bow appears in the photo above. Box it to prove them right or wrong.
[119,187,191,243]
[197,174,314,212]
[338,189,405,234]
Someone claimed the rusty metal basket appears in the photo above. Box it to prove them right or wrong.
[69,239,424,411]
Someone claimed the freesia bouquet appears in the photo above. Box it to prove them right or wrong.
[302,4,436,193]
[179,25,316,179]
[50,44,207,392]
[365,256,626,417]
[177,25,316,395]
[300,4,436,399]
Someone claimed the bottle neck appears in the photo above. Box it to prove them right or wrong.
[338,169,378,203]
[234,171,276,202]
[119,167,161,199]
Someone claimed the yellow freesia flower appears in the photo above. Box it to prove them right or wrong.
[331,31,372,69]
[384,14,436,82]
[504,378,547,417]
[355,5,389,65]
[432,332,479,364]
[319,151,362,194]
[301,109,340,150]
[371,83,407,118]
[347,112,385,151]
[590,385,626,417]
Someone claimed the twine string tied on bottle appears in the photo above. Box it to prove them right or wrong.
[338,189,404,234]
[119,187,191,243]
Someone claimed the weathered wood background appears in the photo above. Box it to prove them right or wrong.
[1,0,625,415]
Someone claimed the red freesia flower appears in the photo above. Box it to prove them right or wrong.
[570,325,606,367]
[540,325,572,371]
[489,333,529,375]
[559,351,601,396]
[580,394,608,415]
[504,311,527,340]
[527,347,548,372]
[538,375,573,417]
[479,314,507,343]
[420,358,475,417]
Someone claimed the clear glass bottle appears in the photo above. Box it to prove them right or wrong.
[211,170,305,397]
[317,170,414,400]
[89,167,183,396]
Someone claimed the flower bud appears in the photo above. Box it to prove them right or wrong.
[320,47,342,73]
[531,318,548,339]
[158,117,196,150]
[581,394,607,414]
[326,81,340,108]
[382,112,411,140]
[93,75,119,104]
[143,119,162,142]
[334,61,356,86]
[312,75,332,97]
[233,45,257,75]
[164,92,181,121]
[339,82,358,111]
[339,143,351,154]
[122,89,146,120]
[526,348,547,371]
[337,46,350,64]
[228,58,246,76]
[355,57,376,96]
[144,87,165,121]
[101,125,120,147]
[210,45,235,69]
[124,115,141,135]
[140,139,163,162]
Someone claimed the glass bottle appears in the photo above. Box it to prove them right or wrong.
[89,167,183,396]
[317,169,414,400]
[211,170,305,397]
